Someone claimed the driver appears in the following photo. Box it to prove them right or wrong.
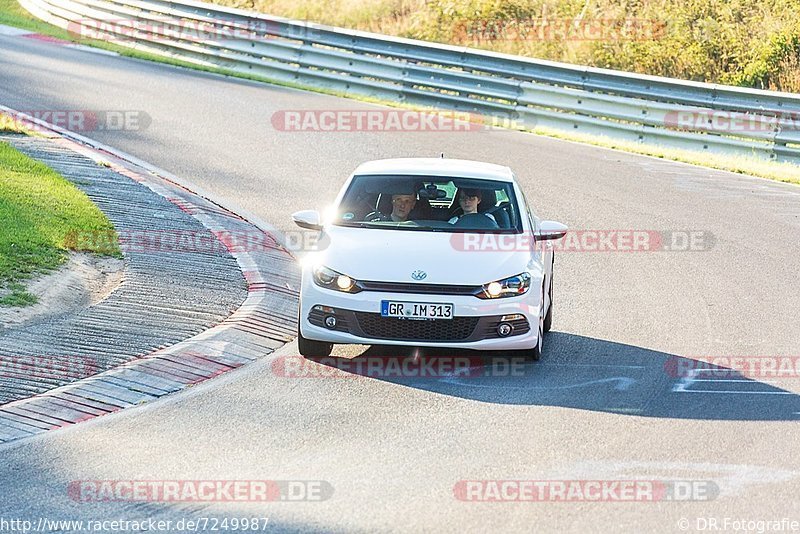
[388,193,416,222]
[367,185,418,222]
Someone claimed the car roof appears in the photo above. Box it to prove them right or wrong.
[353,158,516,183]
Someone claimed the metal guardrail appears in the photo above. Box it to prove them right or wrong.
[19,0,800,163]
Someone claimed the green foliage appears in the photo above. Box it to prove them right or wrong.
[209,0,800,92]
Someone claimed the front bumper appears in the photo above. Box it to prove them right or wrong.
[299,275,542,351]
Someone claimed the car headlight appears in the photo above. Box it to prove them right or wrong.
[478,272,531,299]
[312,265,361,293]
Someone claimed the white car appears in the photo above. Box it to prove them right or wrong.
[292,158,567,360]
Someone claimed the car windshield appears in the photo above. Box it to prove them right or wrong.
[333,175,522,233]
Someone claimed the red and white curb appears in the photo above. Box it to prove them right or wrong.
[0,106,300,443]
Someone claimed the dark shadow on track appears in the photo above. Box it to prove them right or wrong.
[307,332,800,421]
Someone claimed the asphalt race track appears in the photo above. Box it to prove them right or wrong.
[2,31,800,532]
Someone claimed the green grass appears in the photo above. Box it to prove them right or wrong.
[0,140,120,307]
[528,126,800,185]
[2,0,800,187]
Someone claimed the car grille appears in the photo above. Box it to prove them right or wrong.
[353,312,480,341]
[356,281,480,296]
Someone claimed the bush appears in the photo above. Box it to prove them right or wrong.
[209,0,800,92]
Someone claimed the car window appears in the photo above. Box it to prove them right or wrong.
[334,174,522,233]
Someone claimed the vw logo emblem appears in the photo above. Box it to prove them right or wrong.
[411,270,427,281]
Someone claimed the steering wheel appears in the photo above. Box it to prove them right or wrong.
[484,202,511,227]
[453,213,500,229]
[484,201,510,216]
[365,211,386,222]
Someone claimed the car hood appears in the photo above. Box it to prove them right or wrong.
[313,226,531,285]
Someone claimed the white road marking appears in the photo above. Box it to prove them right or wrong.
[556,461,800,497]
[537,363,646,369]
[675,390,794,395]
[66,44,119,56]
[441,376,636,391]
[691,378,779,384]
[673,369,794,394]
[672,369,699,392]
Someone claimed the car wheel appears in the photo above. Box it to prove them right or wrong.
[298,330,333,358]
[297,307,333,357]
[543,270,553,333]
[517,285,545,362]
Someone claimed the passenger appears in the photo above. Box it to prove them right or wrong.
[448,189,496,224]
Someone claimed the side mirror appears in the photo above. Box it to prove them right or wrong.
[536,220,568,241]
[292,210,322,230]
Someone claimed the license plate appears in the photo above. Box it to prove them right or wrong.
[381,300,453,320]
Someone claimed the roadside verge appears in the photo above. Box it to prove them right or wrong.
[0,106,300,444]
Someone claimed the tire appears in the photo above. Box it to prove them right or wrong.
[543,271,553,333]
[297,305,333,357]
[516,285,546,362]
[518,343,541,362]
[298,330,333,358]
